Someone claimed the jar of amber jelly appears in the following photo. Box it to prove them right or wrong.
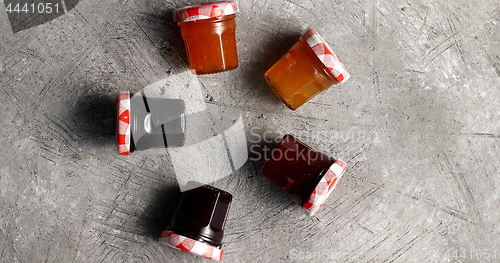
[160,183,232,262]
[174,1,239,75]
[261,134,347,216]
[264,28,350,110]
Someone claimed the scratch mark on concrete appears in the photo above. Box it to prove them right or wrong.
[33,46,95,114]
[74,8,90,25]
[40,155,56,164]
[358,223,375,235]
[405,68,425,74]
[468,140,495,190]
[130,15,162,80]
[441,150,482,229]
[283,0,311,13]
[426,40,460,67]
[0,89,24,119]
[452,132,500,138]
[370,0,378,51]
[424,31,460,58]
[346,186,381,211]
[484,50,500,78]
[447,18,466,65]
[259,23,295,42]
[34,115,82,154]
[419,9,429,31]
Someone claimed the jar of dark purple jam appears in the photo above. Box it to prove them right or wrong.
[261,134,347,216]
[160,183,232,261]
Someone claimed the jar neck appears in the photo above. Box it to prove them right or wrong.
[291,156,336,206]
[168,225,223,248]
[177,14,236,27]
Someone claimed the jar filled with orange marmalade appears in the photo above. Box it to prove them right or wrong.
[174,1,239,75]
[265,28,350,110]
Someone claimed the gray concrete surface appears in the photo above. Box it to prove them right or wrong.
[1,0,500,262]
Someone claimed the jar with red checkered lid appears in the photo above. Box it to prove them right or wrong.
[174,1,239,75]
[265,27,350,110]
[160,183,232,261]
[261,134,347,216]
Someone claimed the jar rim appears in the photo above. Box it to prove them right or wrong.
[174,1,238,23]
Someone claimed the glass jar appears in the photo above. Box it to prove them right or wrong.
[174,1,239,75]
[116,91,185,155]
[261,134,347,216]
[264,28,350,110]
[160,183,233,261]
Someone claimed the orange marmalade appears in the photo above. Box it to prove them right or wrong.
[174,2,239,75]
[265,28,349,110]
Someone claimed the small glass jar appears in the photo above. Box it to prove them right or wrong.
[116,91,185,155]
[160,183,232,262]
[264,28,350,110]
[261,134,347,216]
[174,1,239,75]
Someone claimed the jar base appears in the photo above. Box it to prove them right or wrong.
[264,73,296,110]
[191,64,238,75]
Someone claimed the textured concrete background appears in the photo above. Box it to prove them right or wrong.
[1,0,500,262]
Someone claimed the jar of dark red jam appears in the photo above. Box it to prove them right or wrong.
[160,183,232,261]
[264,28,350,110]
[174,1,239,75]
[116,91,185,155]
[261,134,347,216]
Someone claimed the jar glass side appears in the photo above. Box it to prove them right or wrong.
[264,37,338,110]
[261,135,335,206]
[167,185,232,248]
[178,14,238,74]
[130,96,185,151]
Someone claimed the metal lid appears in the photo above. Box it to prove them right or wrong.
[174,1,239,23]
[303,27,350,83]
[302,159,347,216]
[116,91,131,155]
[160,231,224,261]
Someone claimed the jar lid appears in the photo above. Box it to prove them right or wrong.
[303,27,350,83]
[116,91,131,155]
[302,159,347,216]
[174,1,239,23]
[160,231,224,261]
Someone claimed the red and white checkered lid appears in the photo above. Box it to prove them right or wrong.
[302,159,347,217]
[116,91,131,155]
[303,28,350,84]
[160,231,223,261]
[174,1,239,23]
